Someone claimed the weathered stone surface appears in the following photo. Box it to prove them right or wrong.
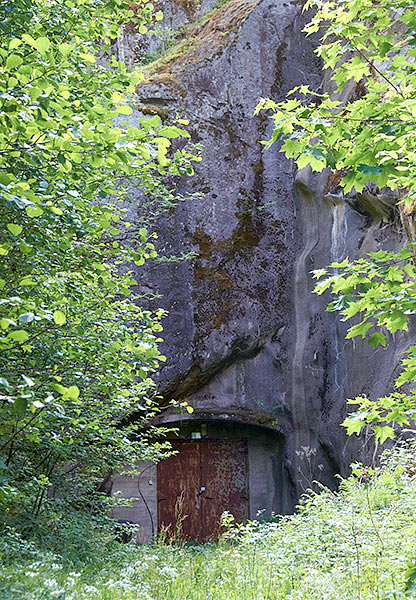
[123,0,411,509]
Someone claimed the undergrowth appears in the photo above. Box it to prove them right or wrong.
[1,441,416,599]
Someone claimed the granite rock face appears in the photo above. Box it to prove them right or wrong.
[123,0,410,509]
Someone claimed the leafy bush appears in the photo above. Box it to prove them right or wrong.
[0,0,198,540]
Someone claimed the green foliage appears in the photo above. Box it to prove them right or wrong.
[257,0,416,441]
[313,248,416,440]
[0,0,198,532]
[256,0,416,200]
[1,442,416,599]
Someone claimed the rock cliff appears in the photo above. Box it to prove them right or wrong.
[122,0,410,509]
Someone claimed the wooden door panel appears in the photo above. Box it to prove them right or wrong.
[157,439,249,542]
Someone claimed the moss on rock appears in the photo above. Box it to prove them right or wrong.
[141,0,262,94]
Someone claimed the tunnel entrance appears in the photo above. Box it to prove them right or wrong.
[111,419,289,541]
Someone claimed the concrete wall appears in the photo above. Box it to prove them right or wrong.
[111,461,157,541]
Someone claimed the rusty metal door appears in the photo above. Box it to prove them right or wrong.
[157,441,201,540]
[157,440,249,542]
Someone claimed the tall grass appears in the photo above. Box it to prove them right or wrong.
[1,442,416,599]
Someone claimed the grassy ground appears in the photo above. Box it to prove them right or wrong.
[1,442,416,600]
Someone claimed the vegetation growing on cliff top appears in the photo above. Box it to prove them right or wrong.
[258,0,416,443]
[141,0,260,90]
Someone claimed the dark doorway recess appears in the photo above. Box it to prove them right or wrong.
[157,439,249,542]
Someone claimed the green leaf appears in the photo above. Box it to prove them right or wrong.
[9,39,22,50]
[66,385,80,400]
[405,564,416,592]
[117,105,133,115]
[159,126,191,139]
[357,164,382,176]
[7,223,22,236]
[53,310,67,325]
[330,258,349,269]
[368,332,387,349]
[8,330,29,342]
[21,33,36,46]
[59,43,74,56]
[6,54,23,69]
[346,321,373,339]
[139,115,161,130]
[26,206,43,218]
[312,269,327,280]
[396,366,416,387]
[52,384,67,395]
[342,416,366,436]
[19,276,35,286]
[20,241,33,254]
[373,425,395,443]
[0,319,13,330]
[14,397,28,414]
[385,311,407,334]
[49,206,63,215]
[33,37,51,55]
[29,86,42,101]
[79,53,96,63]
